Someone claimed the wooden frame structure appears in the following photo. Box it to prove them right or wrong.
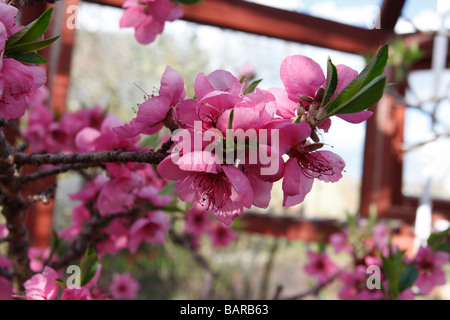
[18,0,450,246]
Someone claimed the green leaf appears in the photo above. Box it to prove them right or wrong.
[5,35,60,54]
[331,75,386,115]
[79,247,98,287]
[324,44,388,114]
[243,79,262,95]
[4,51,47,64]
[427,227,450,252]
[54,278,67,290]
[6,7,54,47]
[382,256,399,300]
[398,264,418,293]
[49,230,60,261]
[228,108,234,130]
[320,57,338,107]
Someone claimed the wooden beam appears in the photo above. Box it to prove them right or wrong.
[238,212,340,242]
[84,0,385,54]
[380,0,406,34]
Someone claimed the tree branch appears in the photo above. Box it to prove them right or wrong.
[13,149,170,167]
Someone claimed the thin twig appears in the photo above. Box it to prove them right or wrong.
[280,272,340,300]
[18,163,103,186]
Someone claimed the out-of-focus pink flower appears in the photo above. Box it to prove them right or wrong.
[61,287,92,300]
[185,205,211,237]
[24,266,59,300]
[329,232,352,253]
[373,221,390,252]
[0,223,8,239]
[209,222,237,248]
[28,247,52,273]
[0,277,14,300]
[414,246,448,294]
[128,211,170,253]
[304,250,339,284]
[109,272,140,300]
[119,0,183,45]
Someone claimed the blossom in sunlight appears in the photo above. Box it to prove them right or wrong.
[109,272,140,300]
[24,266,59,300]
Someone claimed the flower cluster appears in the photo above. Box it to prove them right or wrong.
[0,3,47,120]
[115,54,376,226]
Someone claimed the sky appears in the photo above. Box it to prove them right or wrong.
[76,0,450,197]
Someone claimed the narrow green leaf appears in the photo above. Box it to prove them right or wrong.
[5,35,60,54]
[243,79,262,95]
[54,278,67,290]
[324,44,388,113]
[330,75,386,116]
[79,247,98,287]
[4,51,47,64]
[382,256,399,300]
[321,57,338,107]
[6,7,54,46]
[398,264,418,293]
[228,108,235,130]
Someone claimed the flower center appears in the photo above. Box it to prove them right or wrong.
[288,143,335,179]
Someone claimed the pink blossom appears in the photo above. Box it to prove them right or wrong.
[338,265,382,300]
[157,151,253,226]
[24,266,60,300]
[304,250,339,284]
[128,211,170,253]
[185,204,211,237]
[58,204,91,241]
[119,0,183,45]
[0,277,14,300]
[0,223,8,239]
[114,66,185,137]
[75,115,140,153]
[109,272,140,300]
[268,120,345,206]
[60,287,92,300]
[278,54,372,124]
[329,232,352,253]
[96,219,130,257]
[414,246,448,294]
[0,58,45,119]
[373,221,390,251]
[28,247,52,272]
[209,222,238,248]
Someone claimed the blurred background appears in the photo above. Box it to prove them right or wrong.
[15,0,450,299]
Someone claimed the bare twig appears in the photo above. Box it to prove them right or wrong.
[18,163,103,186]
[279,272,340,300]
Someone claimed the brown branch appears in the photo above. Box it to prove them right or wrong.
[13,149,170,167]
[25,182,57,206]
[0,128,31,291]
[18,163,104,186]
